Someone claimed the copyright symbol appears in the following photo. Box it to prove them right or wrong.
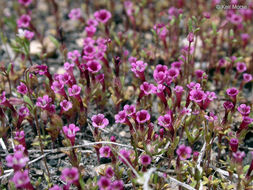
[216,4,221,9]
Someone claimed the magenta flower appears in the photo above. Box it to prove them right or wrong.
[171,61,183,70]
[223,101,234,111]
[195,69,205,79]
[158,114,172,128]
[24,30,34,40]
[111,180,124,190]
[189,89,206,103]
[139,154,151,166]
[236,62,247,73]
[51,81,65,95]
[187,82,201,90]
[97,176,111,190]
[87,60,102,73]
[105,167,114,178]
[18,0,32,6]
[232,151,245,163]
[187,32,194,43]
[226,87,239,99]
[60,167,79,184]
[136,110,150,124]
[68,85,81,96]
[229,138,239,152]
[238,104,251,116]
[118,149,131,164]
[204,112,218,122]
[140,82,156,95]
[18,106,30,117]
[36,95,52,109]
[59,73,71,85]
[94,9,112,24]
[230,14,243,25]
[49,185,62,190]
[35,65,48,75]
[14,145,26,153]
[64,62,75,71]
[12,170,31,189]
[62,124,80,146]
[131,60,147,80]
[153,71,167,84]
[14,131,25,142]
[176,145,192,160]
[17,14,31,28]
[68,8,81,20]
[87,18,98,27]
[67,50,81,62]
[115,110,127,124]
[123,104,136,116]
[99,146,112,158]
[167,67,179,80]
[0,91,6,105]
[243,73,252,83]
[60,100,72,112]
[6,151,29,171]
[85,25,97,37]
[91,114,109,128]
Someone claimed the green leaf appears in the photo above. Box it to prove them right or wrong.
[48,35,60,48]
[23,95,33,110]
[7,63,12,75]
[188,19,193,32]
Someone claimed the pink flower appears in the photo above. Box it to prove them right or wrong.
[243,73,252,83]
[111,180,124,190]
[136,110,150,124]
[123,104,136,116]
[14,131,25,142]
[158,114,172,128]
[195,69,205,79]
[153,71,167,84]
[49,185,62,190]
[226,87,239,98]
[87,18,98,27]
[6,151,29,171]
[97,176,111,190]
[18,0,32,6]
[105,167,114,178]
[51,81,64,94]
[204,112,218,122]
[167,67,179,80]
[176,145,192,160]
[59,73,71,85]
[18,106,29,117]
[115,110,127,124]
[131,60,147,80]
[67,50,81,62]
[63,124,80,146]
[17,14,31,28]
[229,138,239,152]
[236,62,247,73]
[60,100,72,112]
[168,7,183,20]
[139,154,151,166]
[68,8,81,20]
[189,89,206,103]
[17,82,28,95]
[85,25,96,37]
[238,104,251,116]
[174,85,184,98]
[223,101,234,111]
[14,145,26,153]
[60,167,79,184]
[232,151,245,163]
[0,91,6,105]
[140,82,156,95]
[68,85,81,96]
[35,65,48,75]
[91,114,109,128]
[87,60,102,73]
[118,149,131,164]
[99,146,112,158]
[64,62,75,71]
[187,32,194,43]
[36,95,52,109]
[230,14,243,25]
[171,61,183,70]
[187,82,201,90]
[94,9,112,24]
[24,30,34,40]
[12,170,31,189]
